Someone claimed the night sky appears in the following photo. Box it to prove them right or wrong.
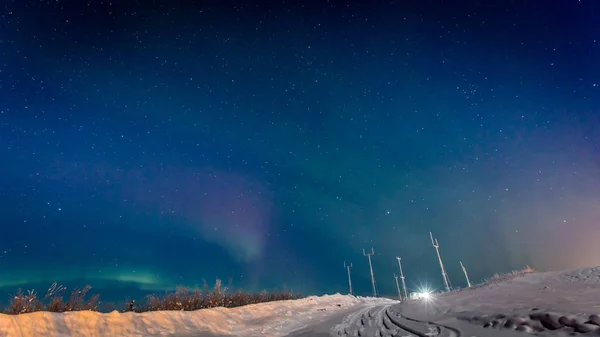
[1,0,600,303]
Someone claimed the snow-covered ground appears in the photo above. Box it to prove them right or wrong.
[0,293,395,337]
[2,266,600,336]
[332,266,600,337]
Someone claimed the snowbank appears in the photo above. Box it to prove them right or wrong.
[0,293,393,337]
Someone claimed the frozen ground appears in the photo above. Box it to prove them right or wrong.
[2,266,600,337]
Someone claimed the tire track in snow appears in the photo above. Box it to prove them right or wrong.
[332,304,460,337]
[455,308,600,334]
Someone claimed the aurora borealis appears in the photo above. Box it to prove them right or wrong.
[1,0,599,304]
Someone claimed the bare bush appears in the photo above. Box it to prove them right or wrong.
[7,289,43,314]
[3,279,302,314]
[5,283,99,314]
[131,279,302,312]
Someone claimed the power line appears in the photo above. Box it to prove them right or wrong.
[344,261,353,295]
[363,247,377,297]
[395,256,408,300]
[393,273,402,301]
[460,261,472,288]
[430,232,451,292]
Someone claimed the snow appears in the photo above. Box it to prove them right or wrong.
[3,266,600,336]
[332,266,600,336]
[0,293,395,337]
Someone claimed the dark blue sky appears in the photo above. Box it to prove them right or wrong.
[1,0,599,302]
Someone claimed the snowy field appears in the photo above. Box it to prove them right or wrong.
[2,266,600,336]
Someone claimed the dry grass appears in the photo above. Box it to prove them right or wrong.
[3,279,302,315]
[438,265,537,295]
[482,265,536,286]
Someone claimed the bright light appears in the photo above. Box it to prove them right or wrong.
[415,286,435,301]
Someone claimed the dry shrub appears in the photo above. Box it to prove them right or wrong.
[131,279,302,313]
[5,283,99,314]
[4,279,302,314]
[7,289,43,314]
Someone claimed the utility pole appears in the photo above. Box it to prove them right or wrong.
[395,257,408,300]
[363,248,377,297]
[460,261,471,288]
[393,273,402,300]
[344,261,353,295]
[430,232,451,292]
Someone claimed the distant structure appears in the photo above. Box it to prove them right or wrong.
[363,247,377,297]
[393,273,402,300]
[430,232,451,292]
[344,261,353,295]
[460,261,472,288]
[395,256,408,300]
